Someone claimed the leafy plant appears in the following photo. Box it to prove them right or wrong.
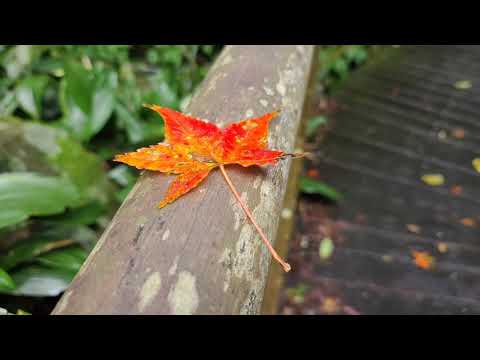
[0,45,221,313]
[317,45,380,91]
[299,177,343,201]
[305,115,327,139]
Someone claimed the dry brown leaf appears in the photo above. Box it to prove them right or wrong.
[451,128,465,140]
[437,242,448,253]
[460,218,476,227]
[406,224,421,234]
[321,297,341,314]
[450,185,463,196]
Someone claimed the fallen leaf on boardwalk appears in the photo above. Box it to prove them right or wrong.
[421,174,445,186]
[460,218,475,227]
[307,168,320,178]
[16,309,31,315]
[451,128,465,140]
[318,237,334,260]
[321,297,341,314]
[450,185,463,196]
[473,158,480,173]
[406,224,421,234]
[437,242,448,253]
[412,250,435,270]
[454,80,472,90]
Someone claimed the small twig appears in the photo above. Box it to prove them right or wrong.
[279,152,310,160]
[219,164,291,272]
[35,239,75,257]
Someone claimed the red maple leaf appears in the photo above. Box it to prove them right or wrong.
[114,105,304,272]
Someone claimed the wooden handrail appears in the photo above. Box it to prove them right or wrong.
[52,45,315,315]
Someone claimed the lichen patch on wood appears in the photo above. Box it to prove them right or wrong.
[162,228,170,241]
[138,272,162,312]
[167,271,199,315]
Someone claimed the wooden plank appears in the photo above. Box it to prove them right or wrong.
[52,45,315,315]
[260,46,320,314]
[280,45,480,315]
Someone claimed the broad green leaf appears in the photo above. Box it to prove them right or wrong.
[0,173,79,229]
[60,62,117,141]
[0,119,117,209]
[0,238,72,271]
[108,165,136,187]
[201,45,215,56]
[0,268,16,291]
[115,102,145,143]
[305,116,327,139]
[0,91,17,116]
[142,121,165,143]
[333,58,348,78]
[7,265,75,297]
[146,72,178,108]
[15,75,49,119]
[299,177,343,201]
[36,245,87,272]
[345,46,368,64]
[0,225,97,270]
[1,45,34,80]
[46,201,106,226]
[319,237,334,260]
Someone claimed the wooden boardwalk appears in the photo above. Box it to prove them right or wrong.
[280,45,480,315]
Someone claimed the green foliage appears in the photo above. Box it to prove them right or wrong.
[317,45,379,91]
[9,265,76,297]
[0,172,79,229]
[318,237,334,260]
[299,177,343,201]
[0,268,15,291]
[0,45,220,309]
[59,61,118,141]
[36,246,87,272]
[305,115,327,139]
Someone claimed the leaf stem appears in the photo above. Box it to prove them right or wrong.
[279,152,309,160]
[219,165,291,272]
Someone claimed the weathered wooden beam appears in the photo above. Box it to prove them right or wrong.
[260,46,320,314]
[52,45,315,315]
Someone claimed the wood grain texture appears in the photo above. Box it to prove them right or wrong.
[52,45,315,315]
[261,46,319,314]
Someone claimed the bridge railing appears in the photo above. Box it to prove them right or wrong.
[52,45,316,315]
